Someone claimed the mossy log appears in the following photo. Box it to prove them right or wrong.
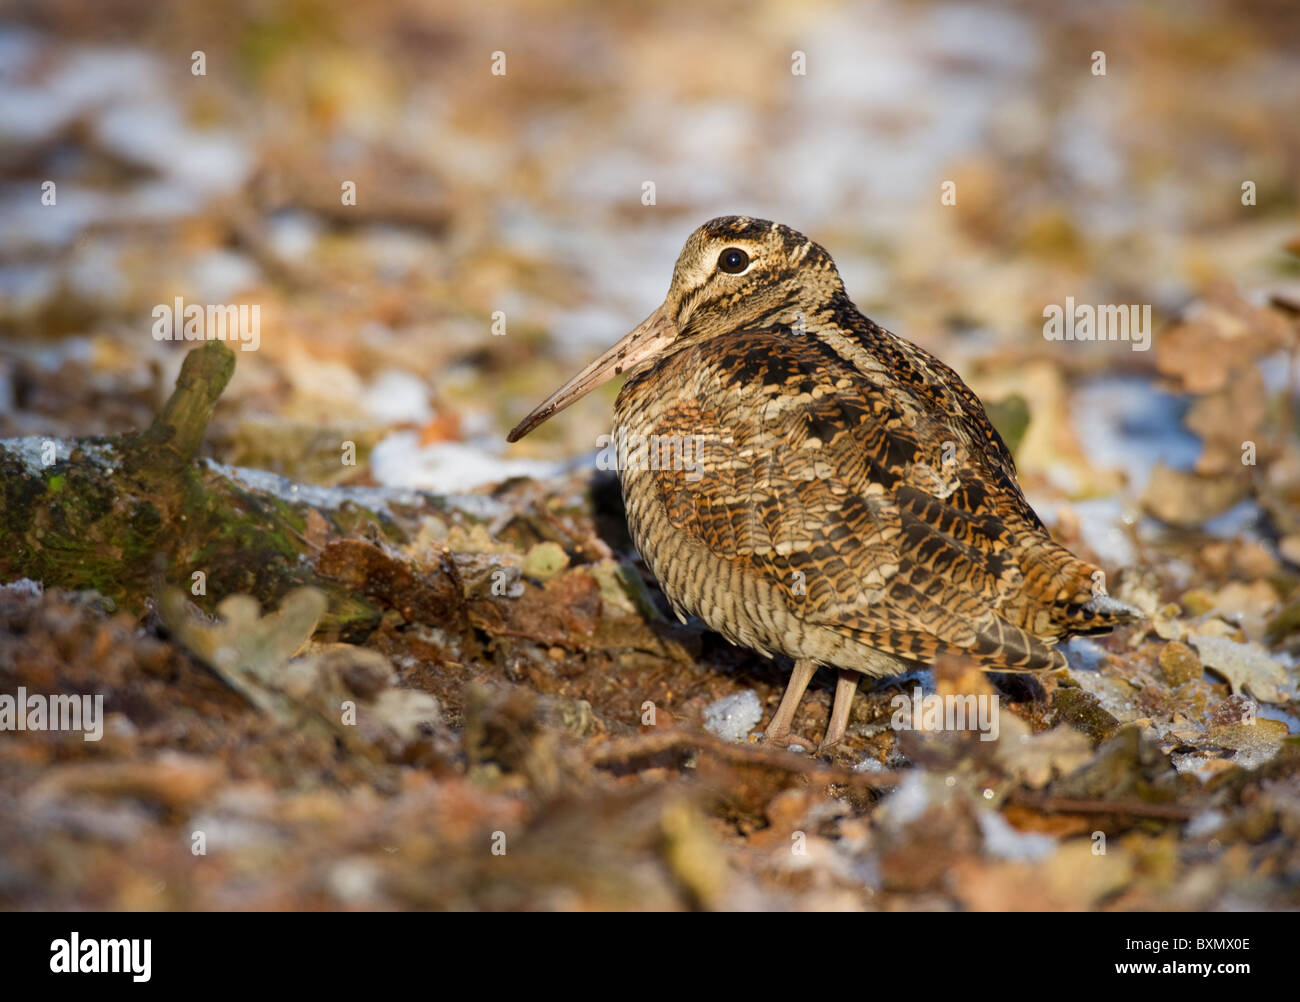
[0,342,389,636]
[0,342,697,667]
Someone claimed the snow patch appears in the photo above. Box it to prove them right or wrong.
[977,808,1057,862]
[369,430,570,493]
[702,690,763,742]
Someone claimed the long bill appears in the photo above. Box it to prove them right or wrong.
[506,303,677,442]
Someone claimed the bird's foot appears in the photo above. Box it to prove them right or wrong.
[762,728,816,753]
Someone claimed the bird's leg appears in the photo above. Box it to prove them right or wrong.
[763,658,818,749]
[818,669,860,755]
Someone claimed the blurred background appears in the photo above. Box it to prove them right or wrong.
[2,0,1297,507]
[2,0,1300,911]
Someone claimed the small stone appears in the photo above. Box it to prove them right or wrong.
[1053,686,1120,743]
[1180,590,1216,617]
[522,541,569,580]
[1158,641,1201,686]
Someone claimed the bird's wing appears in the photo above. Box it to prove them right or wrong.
[640,327,1093,670]
[852,319,1034,522]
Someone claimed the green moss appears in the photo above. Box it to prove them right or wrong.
[0,341,383,638]
[1053,686,1121,744]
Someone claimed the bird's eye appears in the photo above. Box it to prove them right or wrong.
[717,248,750,274]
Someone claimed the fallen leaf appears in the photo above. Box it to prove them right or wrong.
[1190,635,1292,704]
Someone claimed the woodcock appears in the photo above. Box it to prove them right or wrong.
[508,216,1140,753]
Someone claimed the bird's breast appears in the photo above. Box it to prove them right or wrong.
[610,367,849,668]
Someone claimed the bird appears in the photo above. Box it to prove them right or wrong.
[507,216,1141,753]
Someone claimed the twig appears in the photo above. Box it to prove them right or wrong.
[1007,791,1195,819]
[589,728,904,790]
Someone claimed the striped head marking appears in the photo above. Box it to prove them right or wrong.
[665,216,843,338]
[507,216,842,442]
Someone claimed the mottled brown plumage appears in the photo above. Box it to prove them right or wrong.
[509,216,1140,751]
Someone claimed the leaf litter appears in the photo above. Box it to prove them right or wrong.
[2,0,1300,911]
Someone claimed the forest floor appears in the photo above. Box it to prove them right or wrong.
[1,0,1299,909]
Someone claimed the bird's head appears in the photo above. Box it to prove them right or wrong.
[507,216,843,442]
